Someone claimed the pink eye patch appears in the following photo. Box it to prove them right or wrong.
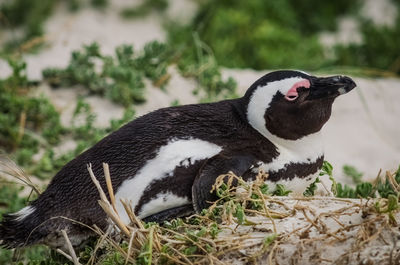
[285,79,311,101]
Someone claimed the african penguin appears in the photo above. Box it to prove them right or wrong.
[0,70,356,249]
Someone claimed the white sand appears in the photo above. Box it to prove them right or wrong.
[219,197,400,264]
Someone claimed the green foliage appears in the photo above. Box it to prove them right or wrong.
[101,251,126,265]
[169,0,360,70]
[303,177,321,197]
[234,204,245,224]
[91,0,108,9]
[42,41,178,106]
[376,177,399,199]
[121,0,168,18]
[272,184,292,196]
[0,0,111,52]
[174,33,238,102]
[336,181,383,199]
[320,161,333,177]
[319,161,337,196]
[209,223,220,239]
[43,43,146,107]
[137,225,155,265]
[355,182,375,198]
[374,194,400,224]
[259,183,269,195]
[249,183,270,210]
[335,16,400,75]
[0,184,27,216]
[0,58,63,154]
[263,233,277,248]
[324,162,400,199]
[215,182,232,200]
[336,183,357,198]
[135,41,171,87]
[343,164,363,184]
[396,165,400,184]
[0,0,56,42]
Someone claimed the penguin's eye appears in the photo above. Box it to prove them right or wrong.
[284,80,310,102]
[284,89,299,101]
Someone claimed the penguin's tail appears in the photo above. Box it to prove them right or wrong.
[0,205,46,248]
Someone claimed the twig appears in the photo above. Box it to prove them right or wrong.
[61,230,81,265]
[103,163,118,214]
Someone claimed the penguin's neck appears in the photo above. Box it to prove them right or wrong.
[260,130,324,172]
[269,131,323,159]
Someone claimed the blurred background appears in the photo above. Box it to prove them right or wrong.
[0,0,399,262]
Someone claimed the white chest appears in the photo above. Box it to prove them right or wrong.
[255,132,324,194]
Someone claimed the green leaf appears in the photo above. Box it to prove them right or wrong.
[320,161,333,177]
[273,184,292,196]
[209,223,221,239]
[260,183,269,195]
[336,183,356,198]
[235,204,245,224]
[355,182,374,198]
[387,194,399,212]
[183,245,198,255]
[263,234,277,248]
[395,164,400,184]
[303,177,320,197]
[343,165,363,184]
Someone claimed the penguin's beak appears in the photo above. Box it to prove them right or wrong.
[306,75,356,100]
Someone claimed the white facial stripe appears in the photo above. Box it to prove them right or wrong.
[138,192,190,219]
[13,206,35,221]
[115,138,222,224]
[247,77,305,140]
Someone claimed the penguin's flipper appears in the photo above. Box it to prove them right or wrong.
[142,205,194,223]
[192,155,255,213]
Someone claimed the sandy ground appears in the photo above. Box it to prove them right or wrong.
[219,196,400,264]
[0,0,399,185]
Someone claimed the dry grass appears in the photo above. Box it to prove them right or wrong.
[85,164,400,265]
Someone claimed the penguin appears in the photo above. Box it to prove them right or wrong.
[0,70,356,249]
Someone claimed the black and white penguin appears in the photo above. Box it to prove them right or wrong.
[0,70,356,248]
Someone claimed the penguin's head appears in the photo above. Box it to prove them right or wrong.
[244,70,356,141]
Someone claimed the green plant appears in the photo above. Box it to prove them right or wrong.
[168,0,360,70]
[173,33,238,102]
[42,43,147,107]
[303,177,321,197]
[336,183,357,198]
[120,0,168,18]
[335,16,400,75]
[272,184,292,196]
[0,58,63,154]
[319,161,337,196]
[0,0,56,43]
[324,161,400,199]
[343,165,363,184]
[263,233,277,248]
[375,194,400,225]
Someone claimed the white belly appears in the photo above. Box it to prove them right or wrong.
[115,138,222,224]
